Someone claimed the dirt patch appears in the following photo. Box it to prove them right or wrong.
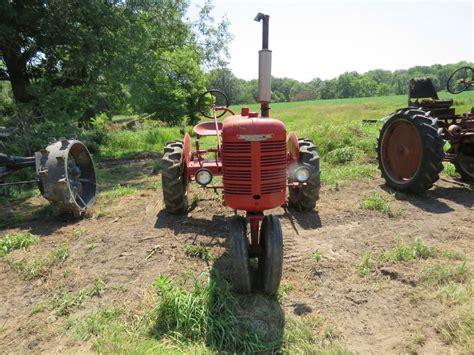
[0,171,473,353]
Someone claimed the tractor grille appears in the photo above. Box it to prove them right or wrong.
[222,139,287,196]
[222,141,252,195]
[260,140,287,195]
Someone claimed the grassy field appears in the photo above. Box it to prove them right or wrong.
[100,90,474,185]
[1,92,474,353]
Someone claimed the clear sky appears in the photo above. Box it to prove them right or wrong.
[190,0,473,81]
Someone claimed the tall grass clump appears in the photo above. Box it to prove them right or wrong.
[305,122,378,159]
[150,274,271,352]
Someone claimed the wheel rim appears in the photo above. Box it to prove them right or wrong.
[66,142,96,210]
[381,119,422,184]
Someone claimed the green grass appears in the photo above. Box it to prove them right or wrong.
[183,243,214,262]
[437,308,474,351]
[65,307,123,340]
[50,279,107,319]
[99,127,181,159]
[312,249,322,263]
[0,204,52,229]
[437,283,472,305]
[357,252,374,276]
[358,238,437,276]
[101,184,139,198]
[66,273,347,353]
[379,238,436,262]
[420,262,471,285]
[360,192,396,217]
[10,242,69,280]
[95,91,474,186]
[0,232,38,257]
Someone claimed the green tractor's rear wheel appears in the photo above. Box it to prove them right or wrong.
[229,216,252,294]
[377,109,445,193]
[288,139,321,211]
[454,143,474,182]
[258,215,283,296]
[162,140,188,213]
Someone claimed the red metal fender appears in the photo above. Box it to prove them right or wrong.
[183,133,191,165]
[182,133,192,182]
[287,131,299,162]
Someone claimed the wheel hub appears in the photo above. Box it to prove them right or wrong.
[382,120,422,182]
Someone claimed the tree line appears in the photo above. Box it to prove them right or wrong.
[207,61,473,105]
[0,0,472,142]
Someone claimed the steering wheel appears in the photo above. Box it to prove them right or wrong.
[447,66,474,94]
[197,89,230,119]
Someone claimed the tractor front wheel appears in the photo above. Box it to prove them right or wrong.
[258,215,283,296]
[229,216,252,294]
[288,139,321,211]
[377,109,444,193]
[454,143,474,182]
[162,140,188,213]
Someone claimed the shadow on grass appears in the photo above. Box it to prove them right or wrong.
[153,208,285,352]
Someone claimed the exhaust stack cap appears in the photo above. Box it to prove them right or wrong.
[254,13,272,106]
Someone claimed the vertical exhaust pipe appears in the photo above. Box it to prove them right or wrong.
[254,13,271,117]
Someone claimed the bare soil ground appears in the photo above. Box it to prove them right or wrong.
[0,159,473,354]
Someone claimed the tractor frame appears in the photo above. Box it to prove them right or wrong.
[161,13,321,295]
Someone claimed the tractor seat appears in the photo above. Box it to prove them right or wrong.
[408,78,453,109]
[413,98,454,109]
[193,121,223,136]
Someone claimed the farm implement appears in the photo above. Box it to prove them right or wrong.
[1,130,96,217]
[377,66,474,192]
[161,13,321,295]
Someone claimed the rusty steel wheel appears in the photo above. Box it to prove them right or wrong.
[377,109,444,193]
[36,139,96,217]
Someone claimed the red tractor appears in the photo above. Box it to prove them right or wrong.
[161,13,320,295]
[377,66,474,193]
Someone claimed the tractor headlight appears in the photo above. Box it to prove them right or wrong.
[196,169,212,186]
[295,166,311,182]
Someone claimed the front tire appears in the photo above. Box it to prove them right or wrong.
[229,216,252,294]
[377,109,445,193]
[288,139,321,211]
[162,141,188,213]
[258,215,283,296]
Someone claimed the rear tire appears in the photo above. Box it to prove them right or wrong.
[454,143,474,182]
[229,216,252,294]
[377,109,444,193]
[258,215,283,296]
[288,139,321,211]
[162,140,188,213]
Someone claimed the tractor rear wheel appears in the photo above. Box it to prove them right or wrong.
[229,216,252,294]
[258,215,283,296]
[454,143,474,182]
[288,139,321,211]
[162,140,188,213]
[377,109,444,193]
